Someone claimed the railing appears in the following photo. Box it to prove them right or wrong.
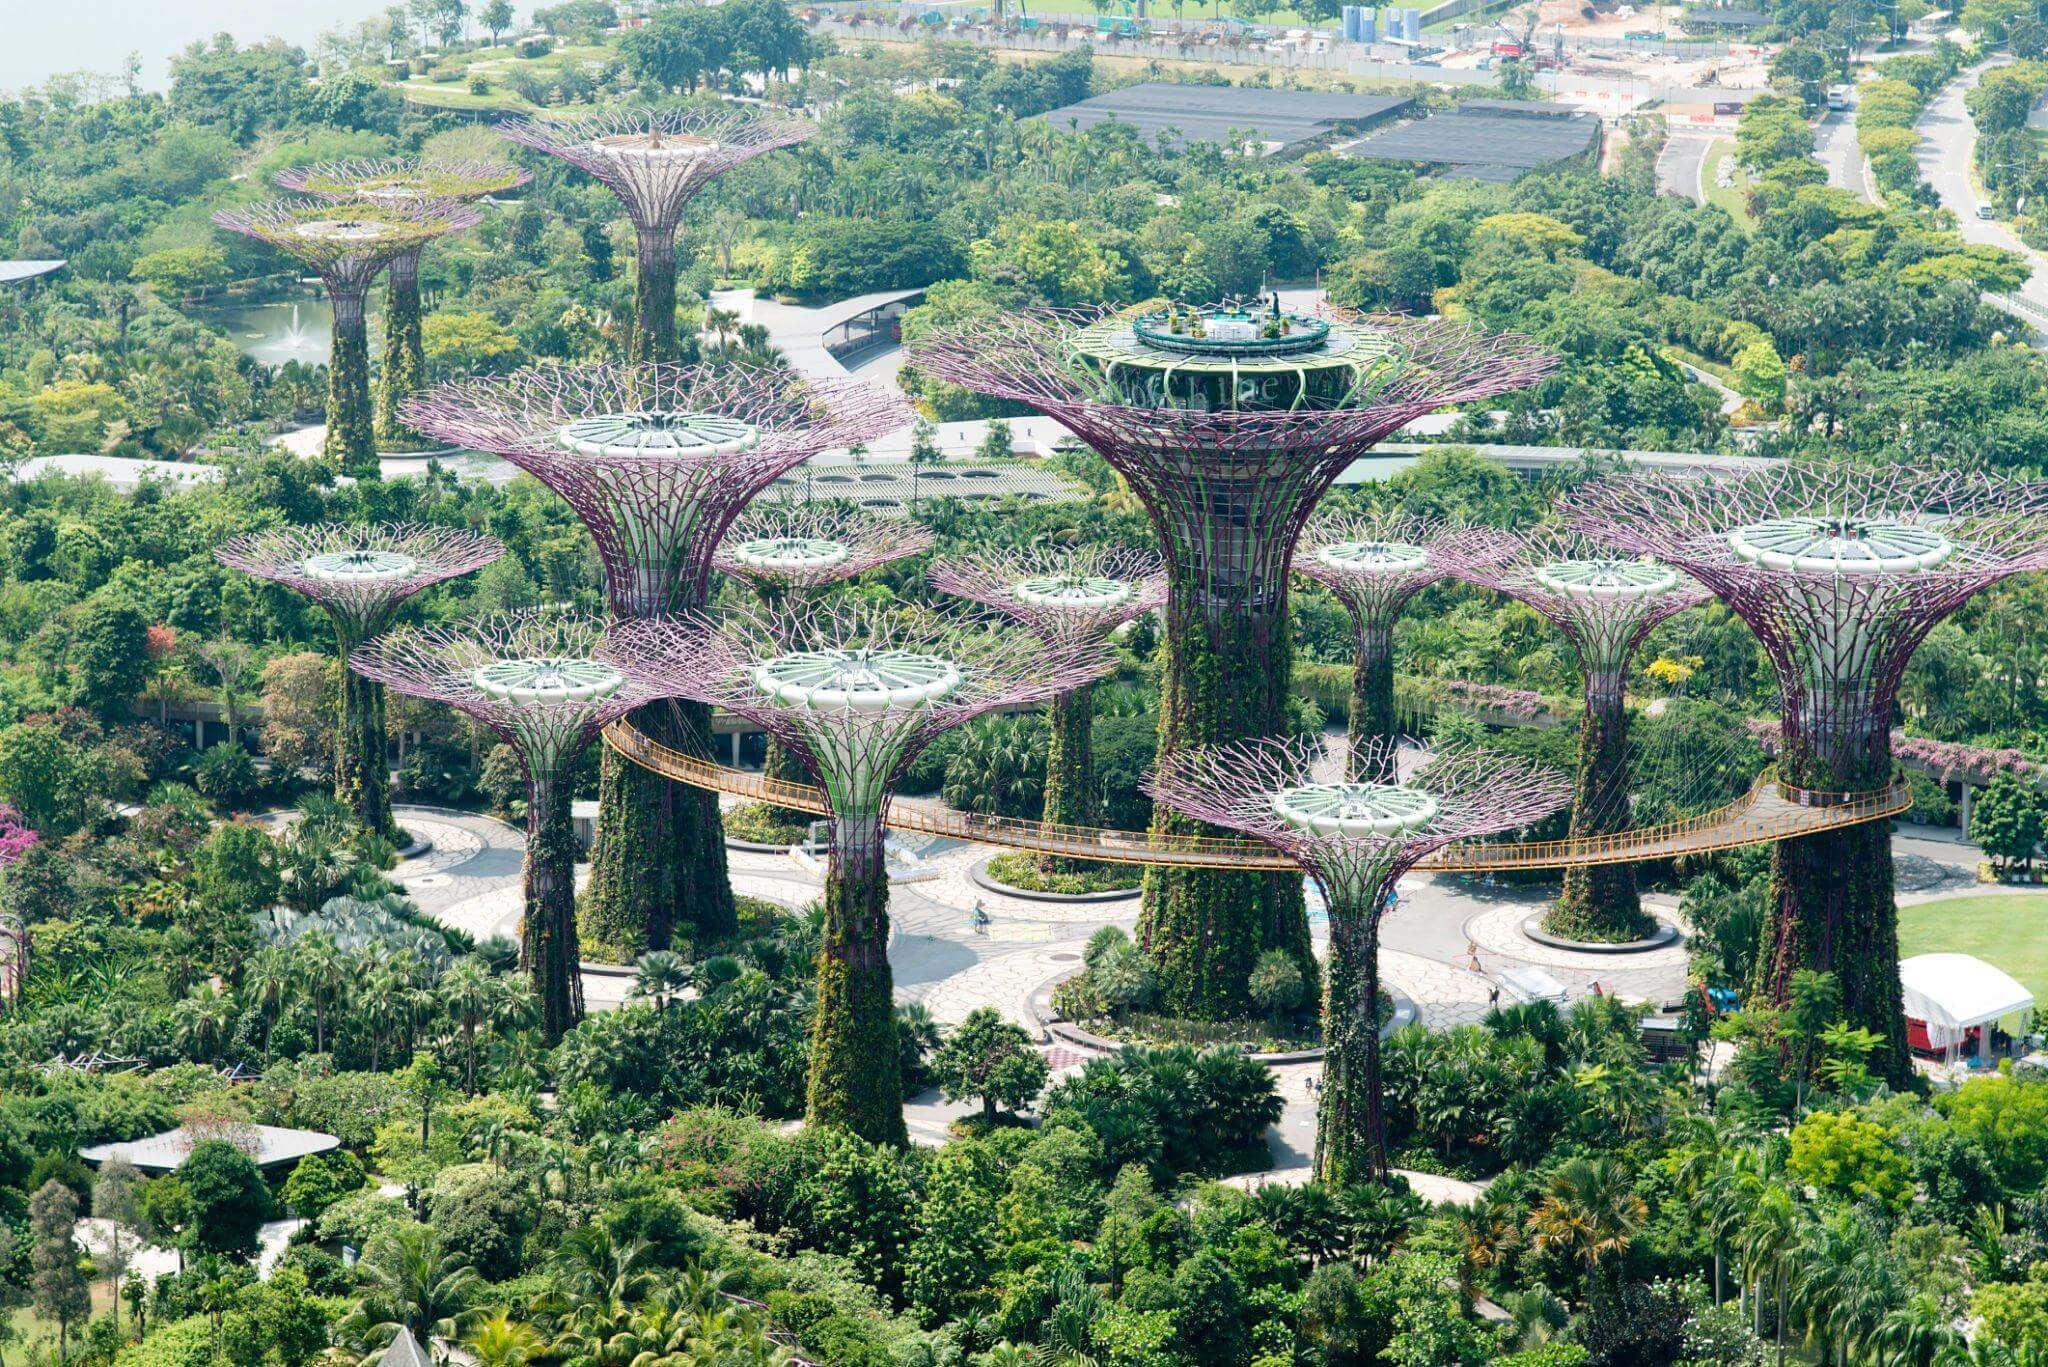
[604,721,1914,873]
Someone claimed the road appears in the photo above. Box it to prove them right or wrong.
[1658,133,1712,205]
[1914,58,2048,338]
[1815,105,1872,203]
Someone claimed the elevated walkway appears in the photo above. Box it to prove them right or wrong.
[604,720,1912,872]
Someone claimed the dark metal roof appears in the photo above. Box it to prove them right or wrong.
[1041,83,1415,154]
[1339,102,1599,177]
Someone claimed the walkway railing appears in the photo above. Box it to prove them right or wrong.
[605,721,1913,872]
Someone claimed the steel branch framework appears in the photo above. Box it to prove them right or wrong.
[350,609,661,1040]
[607,599,1114,1144]
[714,499,935,594]
[927,544,1168,641]
[1146,735,1568,1183]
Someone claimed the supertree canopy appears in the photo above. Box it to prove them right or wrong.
[215,523,505,842]
[1295,510,1511,769]
[276,158,529,452]
[1567,462,2048,1079]
[404,364,908,955]
[609,601,1114,1145]
[1459,530,1706,943]
[1146,736,1567,1184]
[498,105,814,362]
[351,610,660,1040]
[212,197,481,474]
[928,545,1165,862]
[908,300,1556,1019]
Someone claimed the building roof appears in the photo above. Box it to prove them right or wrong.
[80,1124,340,1174]
[1679,7,1771,28]
[1041,83,1415,155]
[15,454,222,491]
[0,260,64,285]
[1901,954,2035,1045]
[378,1329,434,1367]
[1339,100,1600,179]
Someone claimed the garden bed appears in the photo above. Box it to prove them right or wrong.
[972,852,1142,901]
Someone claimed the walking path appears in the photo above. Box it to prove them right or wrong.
[1914,58,2048,340]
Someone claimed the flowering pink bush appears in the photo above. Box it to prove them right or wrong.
[0,804,40,865]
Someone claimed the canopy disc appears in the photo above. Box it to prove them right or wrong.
[752,648,962,713]
[1316,540,1430,575]
[588,132,721,161]
[471,657,623,705]
[301,549,421,583]
[292,217,400,243]
[731,536,850,572]
[555,411,760,459]
[1012,573,1136,610]
[1727,516,1954,574]
[1270,782,1439,838]
[1534,558,1678,599]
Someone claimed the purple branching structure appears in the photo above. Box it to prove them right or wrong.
[215,524,506,840]
[607,599,1114,1145]
[1566,461,2048,1075]
[1295,509,1514,767]
[497,106,814,360]
[714,499,936,595]
[210,197,482,329]
[350,609,662,1042]
[1145,734,1568,1184]
[275,156,532,203]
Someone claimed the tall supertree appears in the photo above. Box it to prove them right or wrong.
[497,106,814,362]
[215,524,505,842]
[212,197,481,474]
[909,301,1556,1018]
[1458,531,1706,943]
[403,365,907,953]
[1294,510,1512,770]
[1568,463,2048,1080]
[1146,736,1567,1184]
[715,500,935,827]
[276,158,530,452]
[608,601,1114,1144]
[351,610,660,1040]
[927,545,1166,868]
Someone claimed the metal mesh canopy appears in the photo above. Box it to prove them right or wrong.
[215,523,506,636]
[713,500,934,591]
[403,364,909,616]
[1460,529,1706,678]
[1295,510,1511,628]
[928,544,1167,640]
[275,156,531,203]
[607,600,1114,814]
[211,198,482,295]
[497,105,814,232]
[1726,517,1954,574]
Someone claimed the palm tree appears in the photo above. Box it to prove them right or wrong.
[1526,1157,1647,1318]
[294,931,348,1054]
[171,983,238,1063]
[1738,1183,1799,1362]
[346,1223,482,1353]
[629,951,690,1012]
[241,947,293,1053]
[464,1311,541,1367]
[441,956,496,1092]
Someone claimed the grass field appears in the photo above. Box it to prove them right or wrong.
[1898,892,2048,1005]
[1702,139,1755,227]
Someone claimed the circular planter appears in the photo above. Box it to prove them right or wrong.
[1029,967,1413,1061]
[970,854,1142,904]
[1520,914,1682,955]
[394,829,434,859]
[726,836,803,855]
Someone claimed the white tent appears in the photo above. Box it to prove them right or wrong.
[1900,953,2035,1060]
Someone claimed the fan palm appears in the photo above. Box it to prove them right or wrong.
[629,950,691,1011]
[347,1222,482,1351]
[1527,1156,1647,1317]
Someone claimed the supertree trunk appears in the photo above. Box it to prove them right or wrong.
[335,630,397,841]
[630,226,680,364]
[807,807,907,1145]
[1316,903,1387,1186]
[586,700,735,952]
[323,289,378,476]
[1141,578,1311,1018]
[1547,670,1650,941]
[1349,618,1396,777]
[376,249,428,452]
[1039,684,1097,874]
[524,782,586,1043]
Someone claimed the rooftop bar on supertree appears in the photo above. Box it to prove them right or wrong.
[608,601,1114,1144]
[403,365,908,954]
[1567,462,2048,1081]
[276,157,530,452]
[1459,529,1706,943]
[908,299,1556,1018]
[1294,509,1512,770]
[928,544,1166,869]
[497,105,814,362]
[1145,736,1567,1184]
[351,609,660,1041]
[215,523,505,843]
[212,197,481,475]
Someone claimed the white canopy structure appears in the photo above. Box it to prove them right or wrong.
[1900,953,2036,1059]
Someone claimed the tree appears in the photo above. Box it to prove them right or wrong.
[30,1179,89,1361]
[0,721,94,837]
[1527,1157,1646,1317]
[480,0,514,46]
[195,823,282,917]
[905,1143,1001,1323]
[130,246,229,299]
[931,1007,1049,1125]
[92,1159,143,1325]
[260,653,338,779]
[346,1221,481,1346]
[181,1139,270,1261]
[1972,772,2043,874]
[68,596,153,717]
[1788,1109,1911,1209]
[1248,949,1306,1024]
[281,1149,367,1220]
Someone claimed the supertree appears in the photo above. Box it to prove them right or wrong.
[351,610,661,1040]
[497,106,814,362]
[1146,736,1567,1183]
[1567,462,2048,1079]
[1294,510,1512,770]
[276,158,530,452]
[215,524,505,842]
[212,197,481,474]
[608,600,1115,1144]
[1458,530,1707,943]
[927,545,1166,868]
[403,364,907,953]
[908,300,1556,1018]
[714,500,935,826]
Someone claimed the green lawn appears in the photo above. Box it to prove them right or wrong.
[1702,139,1755,227]
[1898,892,2048,1005]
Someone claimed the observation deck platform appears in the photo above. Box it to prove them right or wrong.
[605,720,1912,872]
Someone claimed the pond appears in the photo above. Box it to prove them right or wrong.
[192,295,379,368]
